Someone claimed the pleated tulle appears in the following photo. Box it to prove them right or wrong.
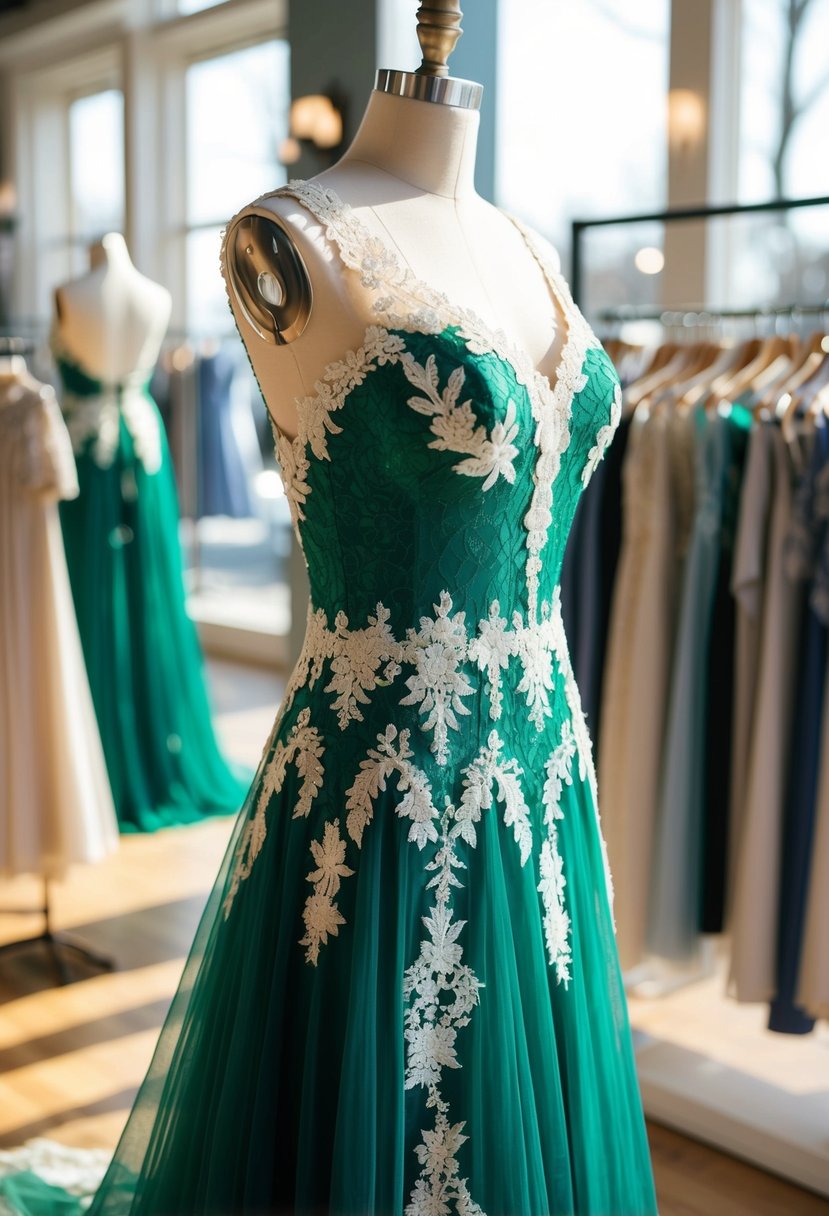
[3,680,656,1216]
[56,360,249,831]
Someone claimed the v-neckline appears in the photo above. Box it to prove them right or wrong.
[275,178,583,410]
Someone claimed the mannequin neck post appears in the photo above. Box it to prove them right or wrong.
[337,88,481,200]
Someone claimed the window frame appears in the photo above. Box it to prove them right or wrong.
[1,0,287,332]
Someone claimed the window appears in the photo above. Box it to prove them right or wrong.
[185,39,290,333]
[68,88,125,255]
[496,0,670,312]
[730,0,829,306]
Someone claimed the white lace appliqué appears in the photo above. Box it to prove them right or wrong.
[325,602,401,729]
[401,352,520,490]
[223,707,324,917]
[61,386,162,474]
[345,724,439,850]
[403,727,536,1216]
[300,818,354,965]
[400,591,475,766]
[468,600,558,731]
[286,592,562,754]
[459,729,533,865]
[538,720,577,985]
[582,381,623,487]
[550,589,615,924]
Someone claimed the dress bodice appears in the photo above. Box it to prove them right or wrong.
[52,348,162,474]
[239,181,622,717]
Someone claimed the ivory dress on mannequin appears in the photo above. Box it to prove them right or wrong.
[51,236,248,832]
[0,370,118,877]
[0,70,656,1216]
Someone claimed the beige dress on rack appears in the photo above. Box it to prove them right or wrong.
[726,421,773,906]
[728,423,802,1002]
[0,377,118,878]
[598,401,696,972]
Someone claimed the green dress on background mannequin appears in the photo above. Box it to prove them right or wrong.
[0,181,657,1214]
[52,350,248,831]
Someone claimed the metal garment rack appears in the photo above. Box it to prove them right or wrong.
[593,300,829,328]
[569,193,829,311]
[569,195,829,1199]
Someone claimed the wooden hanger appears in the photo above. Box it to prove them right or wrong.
[773,332,829,416]
[660,338,757,411]
[708,334,796,412]
[625,343,702,411]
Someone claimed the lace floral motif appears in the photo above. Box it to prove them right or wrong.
[300,819,354,965]
[459,729,533,865]
[582,381,622,487]
[223,707,325,917]
[550,589,615,923]
[403,727,538,1216]
[401,352,520,490]
[538,721,576,985]
[400,591,476,766]
[269,326,523,540]
[345,724,439,850]
[325,603,401,729]
[467,599,558,731]
[502,216,600,623]
[61,386,162,474]
[286,593,561,750]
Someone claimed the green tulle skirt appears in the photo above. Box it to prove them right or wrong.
[0,667,657,1215]
[56,371,248,832]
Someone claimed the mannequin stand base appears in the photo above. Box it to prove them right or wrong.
[0,930,115,986]
[0,878,116,986]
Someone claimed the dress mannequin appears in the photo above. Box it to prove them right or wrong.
[49,237,248,832]
[54,233,171,384]
[223,40,564,442]
[0,9,657,1214]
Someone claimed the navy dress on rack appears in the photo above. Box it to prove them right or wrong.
[197,348,254,519]
[770,419,829,1035]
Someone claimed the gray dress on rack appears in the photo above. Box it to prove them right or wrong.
[728,421,803,1003]
[648,402,751,963]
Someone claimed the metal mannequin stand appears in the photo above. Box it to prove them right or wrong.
[0,877,115,985]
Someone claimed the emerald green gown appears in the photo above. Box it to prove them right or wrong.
[0,181,657,1214]
[53,351,248,831]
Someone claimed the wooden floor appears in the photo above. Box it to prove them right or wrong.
[1,660,826,1215]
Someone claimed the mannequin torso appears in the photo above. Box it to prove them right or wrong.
[223,90,565,441]
[54,233,172,385]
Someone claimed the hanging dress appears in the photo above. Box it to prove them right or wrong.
[647,401,751,963]
[0,180,657,1215]
[0,377,118,877]
[728,421,803,1002]
[53,348,249,832]
[771,417,829,1031]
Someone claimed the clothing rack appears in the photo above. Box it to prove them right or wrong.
[564,204,829,1191]
[569,193,829,310]
[0,335,34,356]
[594,300,829,328]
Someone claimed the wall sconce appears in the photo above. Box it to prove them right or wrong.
[0,180,17,233]
[282,92,345,167]
[668,88,706,155]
